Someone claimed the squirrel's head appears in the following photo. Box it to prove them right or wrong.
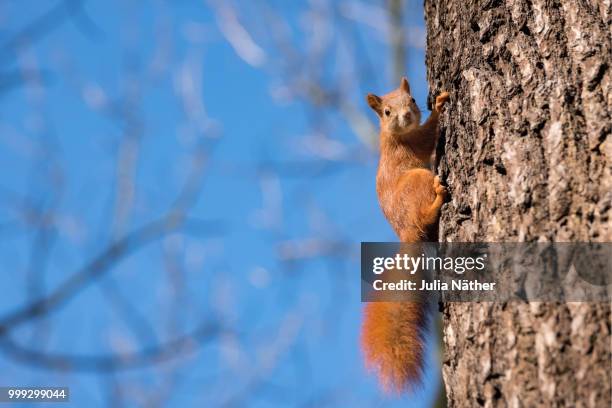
[366,77,421,135]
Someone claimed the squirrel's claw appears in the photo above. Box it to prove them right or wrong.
[435,92,450,113]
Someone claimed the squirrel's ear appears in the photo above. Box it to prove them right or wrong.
[400,77,411,94]
[367,93,383,116]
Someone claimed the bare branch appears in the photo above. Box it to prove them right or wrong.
[0,320,223,372]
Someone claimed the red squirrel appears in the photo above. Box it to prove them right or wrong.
[362,77,449,392]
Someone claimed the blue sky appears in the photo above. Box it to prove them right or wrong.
[0,1,441,406]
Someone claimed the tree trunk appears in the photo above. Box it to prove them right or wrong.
[424,0,611,406]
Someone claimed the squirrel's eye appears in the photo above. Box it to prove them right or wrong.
[384,108,391,116]
[411,97,416,103]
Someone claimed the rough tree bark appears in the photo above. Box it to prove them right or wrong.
[424,0,611,406]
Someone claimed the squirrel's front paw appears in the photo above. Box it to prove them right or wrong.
[435,92,450,113]
[433,176,447,201]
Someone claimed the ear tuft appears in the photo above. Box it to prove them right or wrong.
[366,93,383,116]
[400,77,411,94]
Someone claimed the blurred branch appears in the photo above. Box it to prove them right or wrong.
[210,0,266,67]
[219,312,303,407]
[276,238,352,261]
[0,69,53,94]
[0,320,223,371]
[0,0,101,60]
[388,0,406,80]
[99,277,160,345]
[0,215,223,335]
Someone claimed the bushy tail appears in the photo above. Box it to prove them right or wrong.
[361,300,430,393]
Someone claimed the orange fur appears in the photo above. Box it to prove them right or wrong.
[362,77,449,392]
[362,300,430,393]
